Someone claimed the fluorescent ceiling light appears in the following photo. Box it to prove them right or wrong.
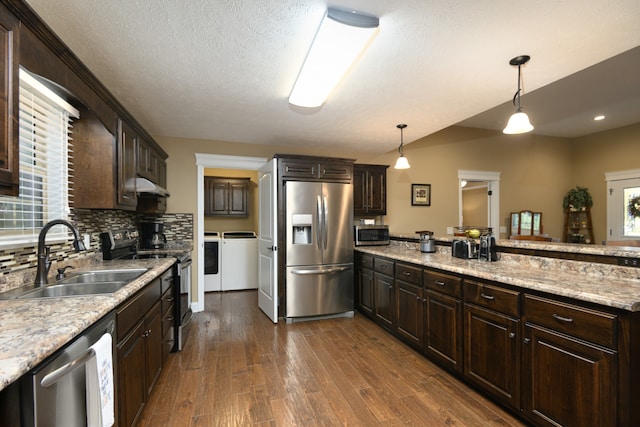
[289,8,379,108]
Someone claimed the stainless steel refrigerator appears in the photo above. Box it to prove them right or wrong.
[285,181,353,319]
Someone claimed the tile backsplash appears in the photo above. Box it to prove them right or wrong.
[0,209,193,276]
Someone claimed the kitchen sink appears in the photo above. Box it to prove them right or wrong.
[57,268,148,284]
[0,268,149,300]
[16,281,130,299]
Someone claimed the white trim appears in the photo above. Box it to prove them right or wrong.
[605,169,640,182]
[192,153,268,313]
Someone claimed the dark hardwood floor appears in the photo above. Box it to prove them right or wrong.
[139,291,526,426]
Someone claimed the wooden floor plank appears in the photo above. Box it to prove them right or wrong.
[138,290,526,426]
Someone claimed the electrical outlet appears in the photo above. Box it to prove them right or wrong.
[446,227,453,235]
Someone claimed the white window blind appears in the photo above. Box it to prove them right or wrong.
[0,69,78,246]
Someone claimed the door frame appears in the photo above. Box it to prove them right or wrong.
[193,154,267,312]
[458,170,501,237]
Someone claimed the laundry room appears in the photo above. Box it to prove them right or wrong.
[203,168,258,292]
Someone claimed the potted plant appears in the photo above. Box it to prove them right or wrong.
[563,186,593,211]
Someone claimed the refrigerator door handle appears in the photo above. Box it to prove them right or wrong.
[290,266,351,275]
[323,195,328,250]
[316,195,323,251]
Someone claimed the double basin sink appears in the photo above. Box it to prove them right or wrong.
[5,268,148,299]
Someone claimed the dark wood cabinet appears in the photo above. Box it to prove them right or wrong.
[353,164,388,215]
[137,137,166,186]
[522,294,617,427]
[463,279,521,409]
[373,258,395,329]
[563,208,594,244]
[276,154,353,183]
[204,176,250,217]
[395,262,423,347]
[355,254,374,315]
[116,274,169,427]
[117,119,138,209]
[117,320,146,427]
[0,5,19,197]
[160,270,175,363]
[424,270,463,373]
[74,114,139,210]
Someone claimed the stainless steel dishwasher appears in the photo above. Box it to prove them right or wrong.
[20,312,116,427]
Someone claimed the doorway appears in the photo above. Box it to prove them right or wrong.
[193,154,267,313]
[458,170,501,237]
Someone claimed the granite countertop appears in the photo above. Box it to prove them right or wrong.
[357,245,640,312]
[0,257,175,392]
[136,241,193,257]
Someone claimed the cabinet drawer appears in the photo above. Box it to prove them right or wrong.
[117,279,162,340]
[161,288,175,317]
[358,253,373,270]
[523,294,617,349]
[424,270,462,298]
[374,258,394,275]
[319,162,352,181]
[464,280,520,317]
[395,262,422,286]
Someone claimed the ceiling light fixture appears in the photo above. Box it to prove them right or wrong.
[393,124,410,169]
[503,55,534,134]
[288,8,379,108]
[594,115,605,121]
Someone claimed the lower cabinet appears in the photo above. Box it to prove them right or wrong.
[116,271,171,427]
[354,252,631,426]
[355,254,374,316]
[373,258,395,329]
[463,279,521,409]
[522,294,618,427]
[395,262,423,348]
[424,270,463,373]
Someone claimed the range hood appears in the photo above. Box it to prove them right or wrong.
[135,177,170,197]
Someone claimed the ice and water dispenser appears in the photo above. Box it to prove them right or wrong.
[292,214,312,244]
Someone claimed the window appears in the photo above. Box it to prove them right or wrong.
[0,69,78,246]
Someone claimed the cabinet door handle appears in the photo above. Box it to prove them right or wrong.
[552,313,574,323]
[380,265,387,269]
[509,332,516,339]
[403,272,411,276]
[435,280,445,287]
[523,338,531,344]
[480,293,495,300]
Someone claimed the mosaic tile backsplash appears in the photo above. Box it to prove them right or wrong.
[0,209,193,276]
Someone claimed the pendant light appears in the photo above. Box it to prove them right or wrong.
[393,124,410,169]
[503,55,534,134]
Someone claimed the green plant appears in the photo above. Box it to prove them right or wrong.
[563,186,593,211]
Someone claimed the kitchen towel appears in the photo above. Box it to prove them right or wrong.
[86,333,115,427]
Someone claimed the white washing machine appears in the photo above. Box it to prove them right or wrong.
[204,232,221,292]
[221,231,258,291]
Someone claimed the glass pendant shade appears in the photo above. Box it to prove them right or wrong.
[503,109,534,134]
[394,155,410,169]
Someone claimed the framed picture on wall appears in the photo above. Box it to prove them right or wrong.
[411,184,431,206]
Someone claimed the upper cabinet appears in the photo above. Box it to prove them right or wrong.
[204,177,250,217]
[137,137,166,186]
[353,164,388,215]
[0,5,19,196]
[73,113,139,211]
[276,154,354,183]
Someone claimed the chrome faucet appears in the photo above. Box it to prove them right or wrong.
[35,219,86,287]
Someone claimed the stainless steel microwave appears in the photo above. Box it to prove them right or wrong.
[354,225,390,246]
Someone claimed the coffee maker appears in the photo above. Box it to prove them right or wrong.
[140,222,167,249]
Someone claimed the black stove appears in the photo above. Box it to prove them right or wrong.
[100,229,192,351]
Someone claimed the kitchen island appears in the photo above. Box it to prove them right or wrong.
[355,239,640,427]
[0,257,175,391]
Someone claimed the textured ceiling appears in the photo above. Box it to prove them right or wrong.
[24,0,640,154]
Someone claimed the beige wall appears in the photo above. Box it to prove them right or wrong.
[357,126,574,239]
[463,186,488,227]
[203,169,259,233]
[572,123,640,244]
